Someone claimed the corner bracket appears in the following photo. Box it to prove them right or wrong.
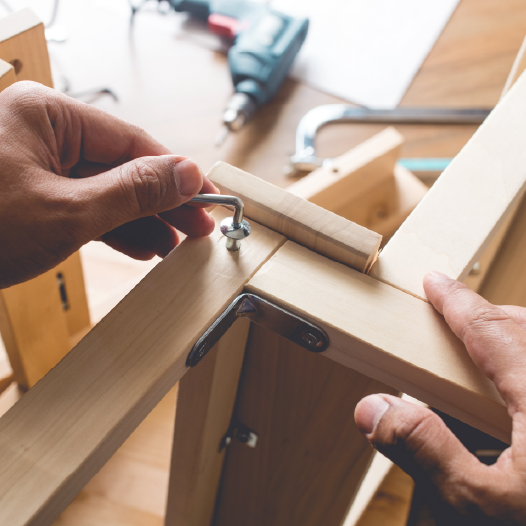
[187,293,329,367]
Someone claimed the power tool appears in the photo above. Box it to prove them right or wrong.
[170,0,309,146]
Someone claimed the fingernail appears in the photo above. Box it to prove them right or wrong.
[173,158,202,197]
[357,395,389,435]
[426,271,450,283]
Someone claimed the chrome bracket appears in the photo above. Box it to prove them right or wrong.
[187,293,329,368]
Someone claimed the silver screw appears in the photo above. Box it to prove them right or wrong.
[190,194,251,251]
[302,331,319,347]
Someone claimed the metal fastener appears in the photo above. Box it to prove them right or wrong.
[190,194,251,251]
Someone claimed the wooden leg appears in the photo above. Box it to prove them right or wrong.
[212,325,398,526]
[165,318,251,526]
[0,252,90,388]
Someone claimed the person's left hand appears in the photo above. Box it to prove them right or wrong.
[355,271,526,525]
[0,81,218,288]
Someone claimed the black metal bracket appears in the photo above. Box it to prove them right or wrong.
[186,293,329,367]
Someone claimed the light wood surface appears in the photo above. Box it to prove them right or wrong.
[324,163,428,243]
[213,324,398,526]
[58,252,91,338]
[165,318,250,526]
[0,269,70,388]
[0,1,523,525]
[0,8,52,87]
[209,162,381,272]
[0,208,284,526]
[286,127,402,211]
[0,58,14,91]
[286,127,427,243]
[246,241,510,443]
[370,70,526,300]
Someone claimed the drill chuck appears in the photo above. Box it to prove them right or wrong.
[222,92,257,131]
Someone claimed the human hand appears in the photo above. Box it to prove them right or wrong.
[355,271,526,525]
[0,81,218,288]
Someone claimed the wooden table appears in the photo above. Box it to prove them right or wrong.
[49,0,526,188]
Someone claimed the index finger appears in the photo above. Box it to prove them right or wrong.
[424,271,526,417]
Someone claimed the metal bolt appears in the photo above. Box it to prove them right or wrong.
[196,342,207,360]
[302,331,319,347]
[190,194,251,251]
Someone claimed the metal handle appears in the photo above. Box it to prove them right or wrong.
[289,104,493,173]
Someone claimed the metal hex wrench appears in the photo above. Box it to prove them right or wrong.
[190,194,251,251]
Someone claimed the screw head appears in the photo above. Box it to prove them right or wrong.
[196,342,207,360]
[302,331,319,347]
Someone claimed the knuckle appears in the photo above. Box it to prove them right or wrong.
[461,304,510,342]
[0,81,48,113]
[126,159,170,215]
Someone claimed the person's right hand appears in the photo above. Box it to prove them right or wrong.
[0,82,218,288]
[355,272,526,525]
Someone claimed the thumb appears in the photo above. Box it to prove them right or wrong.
[354,394,494,513]
[72,155,203,237]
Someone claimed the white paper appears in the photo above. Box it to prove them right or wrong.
[272,0,461,108]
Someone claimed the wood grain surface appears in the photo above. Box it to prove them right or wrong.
[246,241,511,443]
[209,162,381,272]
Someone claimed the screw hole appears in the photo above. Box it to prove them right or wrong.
[332,167,339,173]
[10,59,22,75]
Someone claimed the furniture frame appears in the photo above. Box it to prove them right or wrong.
[1,8,526,526]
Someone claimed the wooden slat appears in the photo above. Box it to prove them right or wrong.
[165,318,250,526]
[0,58,15,92]
[370,70,526,299]
[213,324,398,526]
[286,127,403,211]
[0,208,285,526]
[335,163,428,242]
[56,252,91,338]
[209,162,382,273]
[0,8,53,87]
[246,241,511,443]
[0,271,71,388]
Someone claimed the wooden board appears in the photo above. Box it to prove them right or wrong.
[335,164,428,242]
[0,59,15,92]
[246,241,510,443]
[370,70,526,299]
[165,318,250,526]
[56,252,91,338]
[0,208,285,526]
[0,8,53,87]
[213,324,397,526]
[0,270,71,388]
[209,162,382,273]
[286,127,403,211]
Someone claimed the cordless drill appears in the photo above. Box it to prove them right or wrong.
[170,0,309,145]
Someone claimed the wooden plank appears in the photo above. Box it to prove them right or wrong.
[0,271,71,388]
[213,324,398,526]
[209,162,382,273]
[370,70,526,299]
[56,252,91,338]
[502,36,526,98]
[165,318,250,526]
[478,193,526,306]
[286,127,403,211]
[0,58,15,92]
[463,34,526,293]
[335,164,428,242]
[0,8,53,87]
[0,208,285,526]
[246,241,511,443]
